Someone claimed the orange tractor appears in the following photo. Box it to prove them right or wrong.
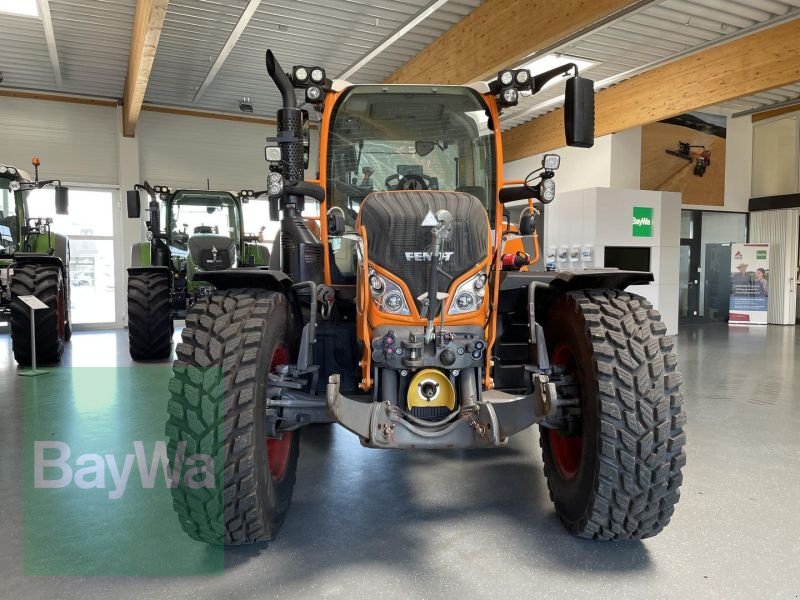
[166,51,686,544]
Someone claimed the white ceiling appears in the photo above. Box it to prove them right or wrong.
[0,0,798,123]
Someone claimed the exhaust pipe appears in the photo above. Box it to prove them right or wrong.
[266,50,296,109]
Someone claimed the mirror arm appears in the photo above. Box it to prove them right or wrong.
[531,63,578,94]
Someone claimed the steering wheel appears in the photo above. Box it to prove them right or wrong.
[384,173,432,191]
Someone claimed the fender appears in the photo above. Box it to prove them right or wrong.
[199,267,293,293]
[12,252,64,270]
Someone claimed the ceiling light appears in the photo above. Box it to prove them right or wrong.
[520,54,595,91]
[0,0,39,17]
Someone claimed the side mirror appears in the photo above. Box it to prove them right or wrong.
[519,213,536,236]
[564,76,595,148]
[55,185,69,215]
[126,190,141,218]
[327,208,345,237]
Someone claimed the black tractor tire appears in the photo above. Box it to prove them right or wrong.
[127,271,172,360]
[166,289,300,545]
[539,290,686,540]
[10,263,66,365]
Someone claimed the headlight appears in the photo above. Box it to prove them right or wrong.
[540,178,556,203]
[448,271,488,315]
[368,269,410,315]
[267,172,283,197]
[499,70,514,86]
[0,166,7,174]
[502,88,518,105]
[515,69,530,85]
[310,67,325,84]
[10,181,21,191]
[8,167,17,175]
[293,66,308,82]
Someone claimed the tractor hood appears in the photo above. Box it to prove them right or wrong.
[187,234,237,278]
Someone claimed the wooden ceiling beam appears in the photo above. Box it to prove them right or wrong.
[123,0,169,137]
[503,18,800,162]
[385,0,648,84]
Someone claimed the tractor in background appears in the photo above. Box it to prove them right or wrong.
[124,184,270,360]
[165,51,686,545]
[0,158,72,365]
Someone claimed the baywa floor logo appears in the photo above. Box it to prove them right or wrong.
[24,367,225,576]
[34,440,215,500]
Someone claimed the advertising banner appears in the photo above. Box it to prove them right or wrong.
[729,243,769,326]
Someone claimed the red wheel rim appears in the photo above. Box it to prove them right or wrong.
[266,344,291,481]
[548,343,583,480]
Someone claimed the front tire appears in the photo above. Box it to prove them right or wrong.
[127,270,172,360]
[165,289,300,545]
[10,263,66,365]
[540,290,686,540]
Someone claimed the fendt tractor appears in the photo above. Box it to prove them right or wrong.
[125,184,271,360]
[0,158,72,365]
[166,51,687,544]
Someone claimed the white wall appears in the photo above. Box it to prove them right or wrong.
[0,96,118,185]
[751,114,799,198]
[544,187,682,333]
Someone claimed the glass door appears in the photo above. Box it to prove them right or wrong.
[28,187,118,326]
[680,211,701,320]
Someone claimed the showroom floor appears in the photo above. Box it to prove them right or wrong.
[1,324,798,599]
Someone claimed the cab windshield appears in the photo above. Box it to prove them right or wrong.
[326,85,496,283]
[169,191,240,251]
[0,179,23,253]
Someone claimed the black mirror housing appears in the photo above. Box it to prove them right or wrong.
[55,186,69,215]
[126,190,141,218]
[564,76,595,148]
[327,209,345,237]
[519,214,536,236]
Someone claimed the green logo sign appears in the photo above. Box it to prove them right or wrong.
[756,250,767,260]
[632,207,654,237]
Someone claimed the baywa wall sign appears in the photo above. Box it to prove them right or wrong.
[632,207,654,237]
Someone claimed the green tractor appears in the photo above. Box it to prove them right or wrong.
[125,183,271,360]
[0,158,72,365]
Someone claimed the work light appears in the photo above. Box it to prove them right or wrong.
[267,172,283,197]
[293,66,308,83]
[310,67,325,84]
[515,69,530,85]
[502,88,518,105]
[543,153,561,171]
[540,178,556,203]
[499,70,514,86]
[306,85,323,103]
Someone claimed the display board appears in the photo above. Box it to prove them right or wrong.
[728,243,770,326]
[641,112,727,206]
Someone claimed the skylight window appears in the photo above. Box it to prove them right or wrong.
[520,54,595,91]
[0,0,39,17]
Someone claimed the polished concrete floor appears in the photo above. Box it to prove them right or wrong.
[1,324,799,599]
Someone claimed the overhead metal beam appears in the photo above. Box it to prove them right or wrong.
[337,0,450,80]
[385,0,653,84]
[123,0,170,137]
[192,0,261,103]
[746,98,800,121]
[36,0,62,88]
[503,17,800,161]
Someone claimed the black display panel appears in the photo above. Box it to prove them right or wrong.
[604,246,651,272]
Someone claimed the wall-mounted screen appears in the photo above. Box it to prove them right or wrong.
[604,246,652,272]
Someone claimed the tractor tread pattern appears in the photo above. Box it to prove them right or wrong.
[165,289,298,544]
[127,271,172,360]
[541,290,686,540]
[10,263,64,365]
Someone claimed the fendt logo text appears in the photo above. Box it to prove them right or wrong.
[33,441,215,500]
[405,251,454,262]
